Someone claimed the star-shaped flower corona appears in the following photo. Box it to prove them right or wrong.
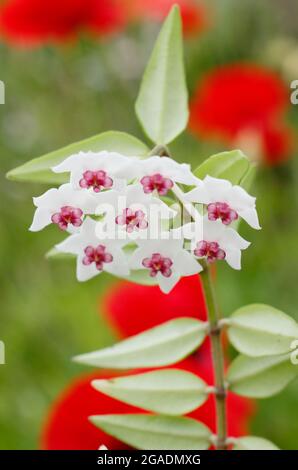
[185,176,261,230]
[137,155,196,196]
[55,217,129,281]
[29,183,97,232]
[183,218,250,270]
[52,151,140,192]
[94,183,175,240]
[129,237,202,293]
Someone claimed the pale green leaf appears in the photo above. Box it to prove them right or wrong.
[92,369,208,415]
[6,131,149,184]
[227,304,298,357]
[90,414,211,450]
[227,353,297,398]
[239,163,257,192]
[73,318,207,369]
[233,436,279,450]
[135,5,188,144]
[194,149,250,185]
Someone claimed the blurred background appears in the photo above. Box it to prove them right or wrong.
[0,0,298,449]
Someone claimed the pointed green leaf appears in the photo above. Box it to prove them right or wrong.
[135,5,188,144]
[92,369,208,415]
[233,436,279,450]
[227,304,298,357]
[227,353,297,398]
[6,131,149,184]
[90,414,211,450]
[194,150,250,185]
[74,318,207,369]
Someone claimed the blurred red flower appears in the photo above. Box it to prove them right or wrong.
[103,275,207,338]
[0,0,128,45]
[189,64,292,165]
[41,276,255,450]
[131,0,207,36]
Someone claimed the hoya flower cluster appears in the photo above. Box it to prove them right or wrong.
[30,150,260,293]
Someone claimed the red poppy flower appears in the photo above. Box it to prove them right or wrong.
[189,64,292,165]
[131,0,207,37]
[103,275,207,339]
[0,0,127,46]
[41,356,254,450]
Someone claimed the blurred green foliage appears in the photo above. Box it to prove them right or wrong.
[0,0,298,449]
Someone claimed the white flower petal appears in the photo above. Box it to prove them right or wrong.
[76,256,100,282]
[221,227,250,250]
[158,272,180,294]
[204,176,232,200]
[229,185,256,208]
[33,188,60,207]
[55,233,83,255]
[29,208,51,231]
[139,156,195,185]
[104,248,130,277]
[225,247,242,270]
[184,186,209,204]
[238,208,261,230]
[173,250,203,276]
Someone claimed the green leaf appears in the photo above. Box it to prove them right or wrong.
[92,369,208,415]
[6,131,149,184]
[227,304,298,357]
[233,436,279,450]
[239,163,257,192]
[73,318,207,369]
[194,149,250,185]
[135,5,188,144]
[90,414,211,450]
[227,353,297,398]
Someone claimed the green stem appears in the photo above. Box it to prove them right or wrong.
[149,144,171,157]
[200,261,227,450]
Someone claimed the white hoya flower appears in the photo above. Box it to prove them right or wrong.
[52,151,139,192]
[30,183,97,232]
[185,175,260,230]
[182,217,250,270]
[129,237,202,294]
[55,217,129,282]
[137,155,196,196]
[94,183,175,239]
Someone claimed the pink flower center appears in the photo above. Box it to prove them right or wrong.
[79,170,113,193]
[142,253,173,277]
[140,173,174,196]
[115,208,148,233]
[207,202,238,225]
[51,206,83,231]
[194,240,226,263]
[82,245,113,271]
